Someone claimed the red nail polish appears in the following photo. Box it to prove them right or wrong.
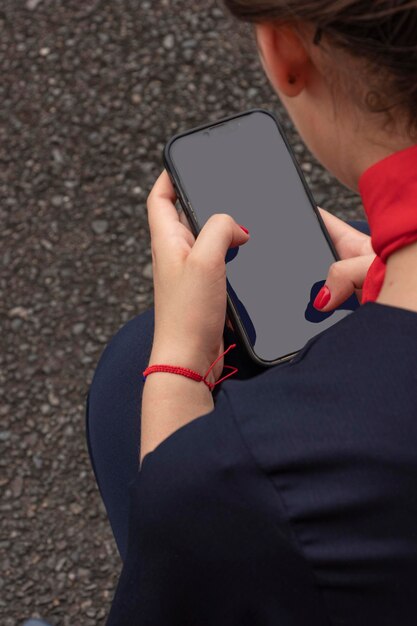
[313,285,331,309]
[239,224,249,234]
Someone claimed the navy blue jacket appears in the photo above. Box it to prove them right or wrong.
[105,301,417,625]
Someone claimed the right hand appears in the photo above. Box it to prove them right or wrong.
[315,207,375,311]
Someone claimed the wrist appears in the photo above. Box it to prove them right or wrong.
[147,347,217,387]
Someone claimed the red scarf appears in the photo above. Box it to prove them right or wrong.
[358,143,417,304]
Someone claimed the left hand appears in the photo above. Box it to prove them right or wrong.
[146,170,250,385]
[316,207,375,309]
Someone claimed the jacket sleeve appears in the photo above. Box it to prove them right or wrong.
[106,386,328,626]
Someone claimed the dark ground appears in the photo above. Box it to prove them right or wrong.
[1,1,365,624]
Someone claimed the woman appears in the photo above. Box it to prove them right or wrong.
[86,1,417,624]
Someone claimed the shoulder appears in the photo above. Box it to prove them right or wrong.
[224,302,417,497]
[221,304,417,617]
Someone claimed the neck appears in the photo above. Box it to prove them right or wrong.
[351,132,416,193]
[376,242,417,312]
[342,124,416,192]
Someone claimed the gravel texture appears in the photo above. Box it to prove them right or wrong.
[1,1,365,624]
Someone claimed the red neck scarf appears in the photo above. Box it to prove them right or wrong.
[358,143,417,304]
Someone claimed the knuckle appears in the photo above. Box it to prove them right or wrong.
[210,213,234,227]
[328,260,345,280]
[146,189,155,209]
[150,236,161,260]
[151,244,158,263]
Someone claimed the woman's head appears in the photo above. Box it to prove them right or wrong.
[222,0,417,190]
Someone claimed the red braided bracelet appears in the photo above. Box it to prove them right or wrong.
[142,343,238,392]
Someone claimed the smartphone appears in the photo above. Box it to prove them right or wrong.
[163,108,359,367]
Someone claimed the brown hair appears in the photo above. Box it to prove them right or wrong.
[222,0,417,137]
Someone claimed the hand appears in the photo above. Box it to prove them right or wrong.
[315,207,375,310]
[146,170,250,385]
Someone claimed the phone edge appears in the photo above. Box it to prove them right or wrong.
[162,108,357,369]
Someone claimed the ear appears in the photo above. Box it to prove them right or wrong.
[254,22,312,97]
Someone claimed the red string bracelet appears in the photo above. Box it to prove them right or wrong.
[142,343,239,392]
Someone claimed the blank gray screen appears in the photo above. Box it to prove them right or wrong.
[170,110,352,362]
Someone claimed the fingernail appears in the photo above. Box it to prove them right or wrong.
[313,285,331,309]
[239,224,249,234]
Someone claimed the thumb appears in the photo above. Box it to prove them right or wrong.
[190,213,250,265]
[313,254,376,311]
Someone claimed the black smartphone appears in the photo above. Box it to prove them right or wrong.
[163,108,359,367]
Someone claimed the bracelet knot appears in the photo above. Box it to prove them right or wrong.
[142,343,238,391]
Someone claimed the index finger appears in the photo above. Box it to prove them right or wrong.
[146,169,180,240]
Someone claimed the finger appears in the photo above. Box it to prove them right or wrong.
[178,208,197,248]
[146,170,181,240]
[317,206,373,258]
[314,254,376,311]
[178,207,194,233]
[189,214,250,267]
